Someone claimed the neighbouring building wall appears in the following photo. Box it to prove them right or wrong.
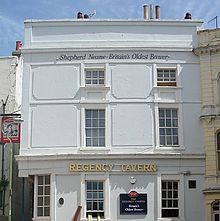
[196,28,220,221]
[0,56,28,221]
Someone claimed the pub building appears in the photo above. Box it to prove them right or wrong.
[17,6,205,221]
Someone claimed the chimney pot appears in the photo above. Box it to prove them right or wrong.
[150,4,154,19]
[143,5,149,20]
[15,40,22,50]
[184,12,192,19]
[77,12,83,19]
[155,5,160,19]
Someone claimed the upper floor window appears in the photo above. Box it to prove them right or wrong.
[162,180,179,218]
[85,69,105,85]
[157,69,176,86]
[159,108,179,146]
[217,131,220,170]
[85,109,105,147]
[86,181,104,218]
[217,73,220,106]
[213,201,220,221]
[36,175,50,217]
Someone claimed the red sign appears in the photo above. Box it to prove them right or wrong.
[129,191,139,198]
[0,117,21,143]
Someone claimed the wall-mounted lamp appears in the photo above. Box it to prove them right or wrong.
[129,176,136,184]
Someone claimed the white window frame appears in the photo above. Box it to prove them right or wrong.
[158,174,184,221]
[85,69,105,86]
[34,175,51,219]
[80,104,111,150]
[157,68,177,87]
[81,174,110,221]
[81,63,108,88]
[153,64,181,88]
[155,104,183,150]
[158,108,179,147]
[85,109,106,147]
[86,180,105,218]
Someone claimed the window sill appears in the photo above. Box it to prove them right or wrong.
[79,147,111,152]
[155,146,185,151]
[80,85,110,90]
[32,217,51,221]
[157,218,184,221]
[80,218,110,221]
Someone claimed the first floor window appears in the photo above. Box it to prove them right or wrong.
[217,131,220,171]
[162,180,179,218]
[85,109,105,147]
[159,108,179,146]
[213,201,220,221]
[86,181,104,218]
[37,175,50,217]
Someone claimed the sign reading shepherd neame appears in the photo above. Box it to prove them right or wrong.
[56,52,170,61]
[120,191,147,215]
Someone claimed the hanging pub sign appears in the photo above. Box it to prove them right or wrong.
[0,117,21,143]
[120,191,147,215]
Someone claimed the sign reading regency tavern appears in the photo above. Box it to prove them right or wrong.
[56,52,170,61]
[69,163,157,172]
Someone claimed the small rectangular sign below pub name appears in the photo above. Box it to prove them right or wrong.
[120,191,147,215]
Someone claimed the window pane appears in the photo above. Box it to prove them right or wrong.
[91,119,98,127]
[99,202,104,210]
[44,196,50,206]
[99,138,105,146]
[92,79,98,84]
[38,186,43,195]
[86,138,92,146]
[86,71,91,77]
[38,197,43,206]
[99,79,104,84]
[45,176,50,185]
[173,200,178,207]
[45,186,50,195]
[166,110,171,117]
[160,136,165,145]
[93,138,98,146]
[37,207,43,216]
[86,80,91,84]
[162,209,179,217]
[159,119,165,127]
[44,207,50,216]
[38,176,43,185]
[87,182,92,190]
[86,119,92,127]
[93,129,99,137]
[98,182,103,190]
[87,202,92,210]
[86,110,92,118]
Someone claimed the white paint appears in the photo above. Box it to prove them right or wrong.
[18,19,205,221]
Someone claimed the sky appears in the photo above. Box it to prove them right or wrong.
[0,0,220,56]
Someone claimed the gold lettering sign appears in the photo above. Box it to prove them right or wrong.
[70,164,113,172]
[70,164,157,172]
[121,164,157,172]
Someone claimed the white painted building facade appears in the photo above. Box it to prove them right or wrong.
[17,19,205,221]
